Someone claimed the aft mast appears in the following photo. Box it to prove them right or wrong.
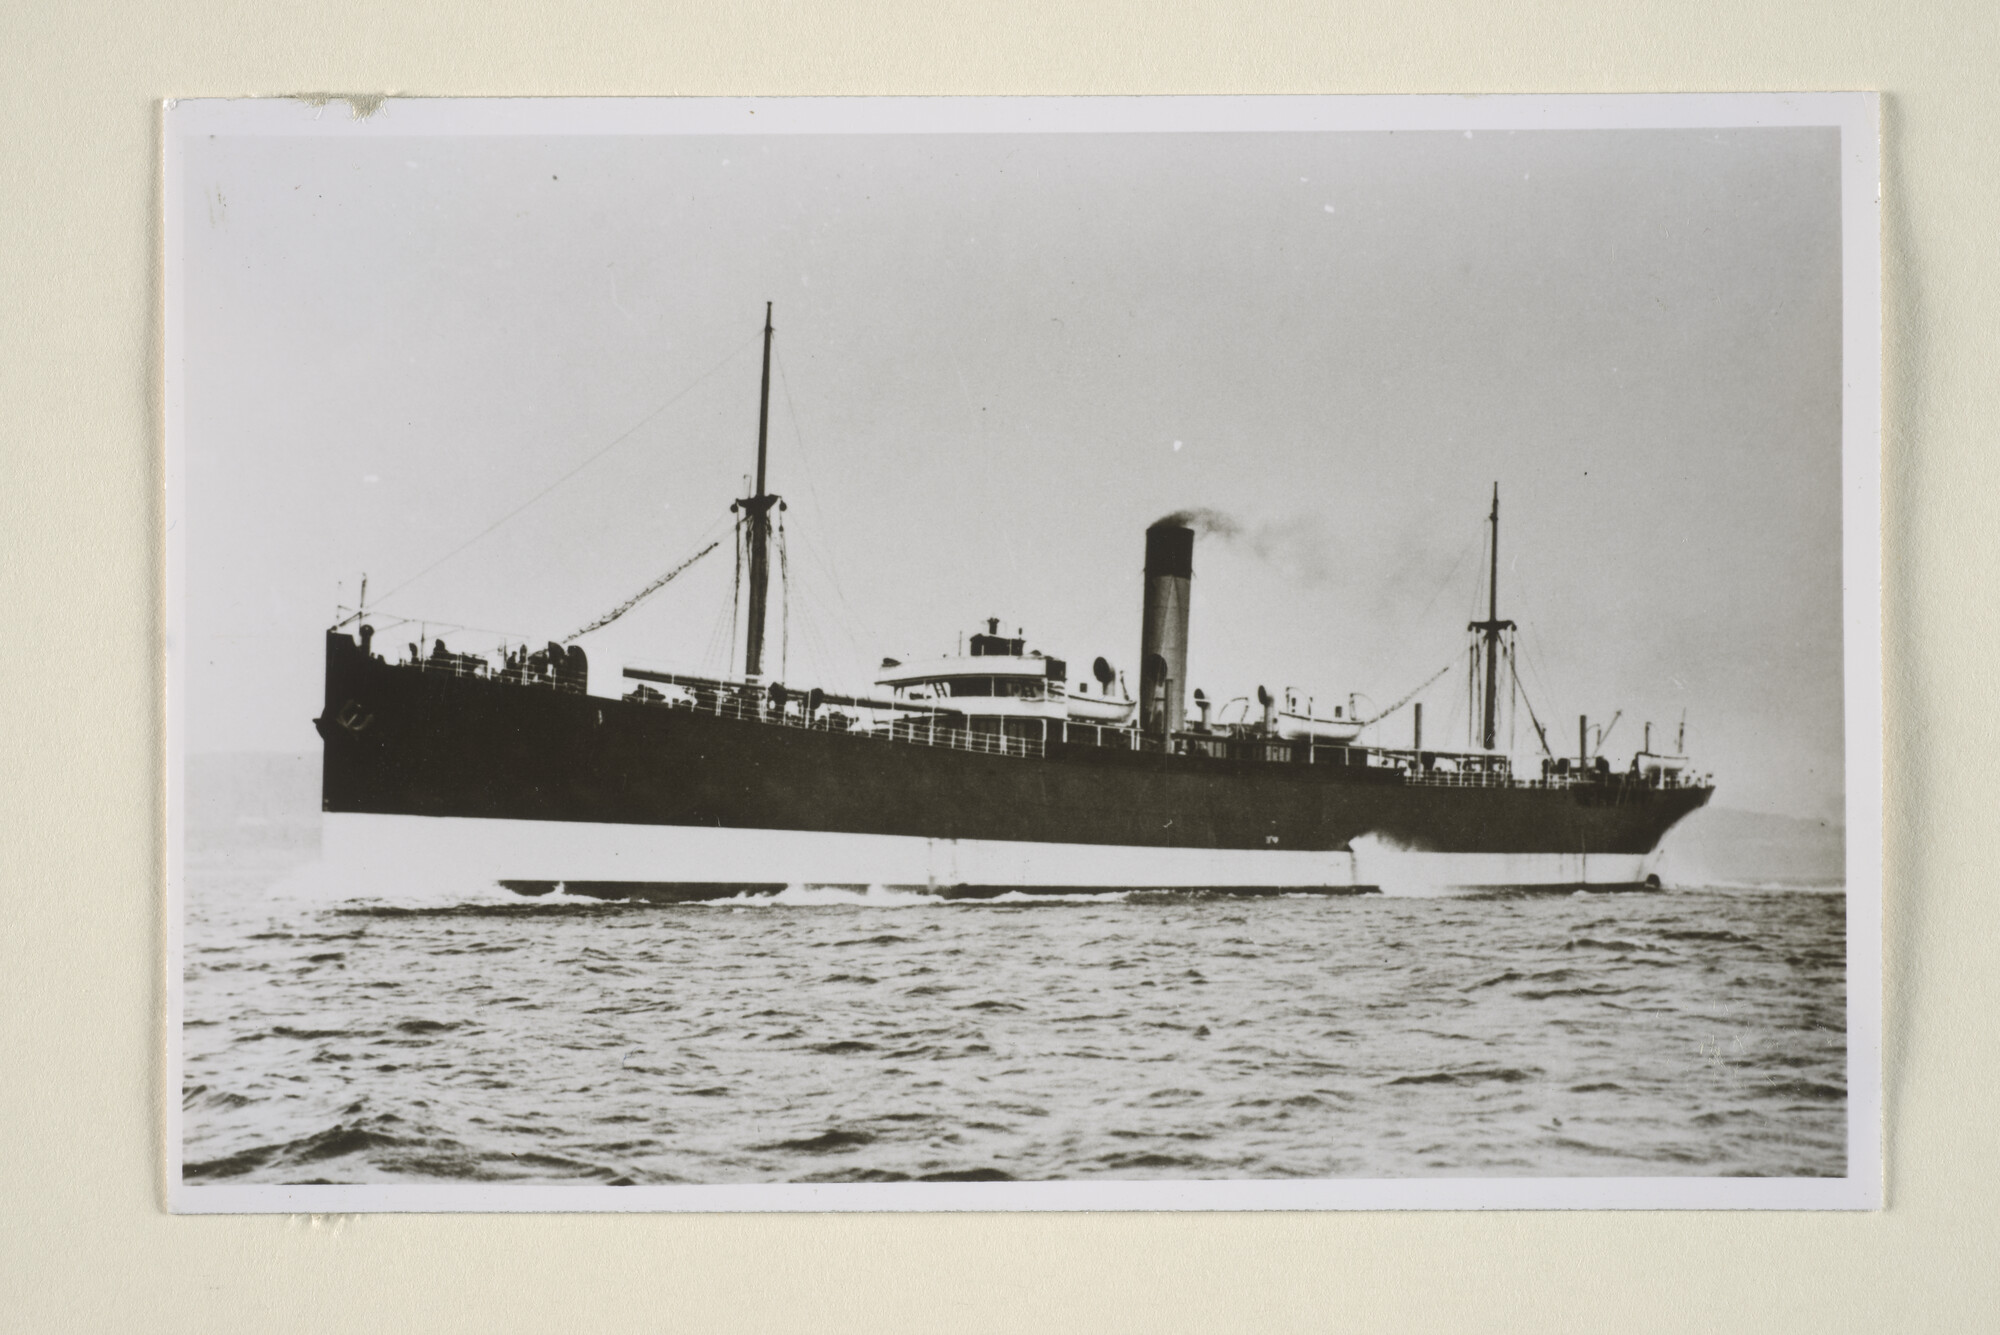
[1468,484,1515,752]
[735,303,781,680]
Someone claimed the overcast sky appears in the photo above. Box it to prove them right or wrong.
[179,123,1845,819]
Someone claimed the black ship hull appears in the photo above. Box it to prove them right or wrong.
[316,632,1712,897]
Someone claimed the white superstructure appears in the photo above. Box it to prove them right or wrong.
[874,618,1137,725]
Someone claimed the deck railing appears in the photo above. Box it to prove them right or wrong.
[1399,768,1710,792]
[882,716,1045,759]
[612,669,1712,788]
[401,650,586,693]
[630,686,1048,759]
[1399,768,1522,790]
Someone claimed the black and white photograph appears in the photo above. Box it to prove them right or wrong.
[166,94,1879,1210]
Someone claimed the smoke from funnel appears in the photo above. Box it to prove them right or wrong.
[1155,507,1241,538]
[1155,508,1342,586]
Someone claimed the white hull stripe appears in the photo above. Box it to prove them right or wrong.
[323,814,1661,890]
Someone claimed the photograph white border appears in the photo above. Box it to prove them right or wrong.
[163,91,1881,1214]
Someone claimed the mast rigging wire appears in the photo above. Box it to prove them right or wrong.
[1508,641,1557,760]
[562,537,722,643]
[1472,639,1488,747]
[778,511,791,680]
[773,348,875,653]
[370,330,762,608]
[699,576,737,676]
[729,511,744,677]
[1414,530,1480,627]
[1509,631,1519,754]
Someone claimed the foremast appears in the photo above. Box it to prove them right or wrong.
[1467,483,1515,753]
[732,302,782,679]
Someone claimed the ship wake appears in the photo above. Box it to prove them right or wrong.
[1347,833,1469,898]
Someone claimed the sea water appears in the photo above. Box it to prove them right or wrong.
[179,756,1847,1185]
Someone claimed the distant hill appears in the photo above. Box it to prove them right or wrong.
[1653,805,1846,888]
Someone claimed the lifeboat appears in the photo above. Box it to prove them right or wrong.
[1272,687,1363,743]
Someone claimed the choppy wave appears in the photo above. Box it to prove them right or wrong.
[1670,879,1846,893]
[184,830,1850,1185]
[716,884,943,908]
[268,857,529,909]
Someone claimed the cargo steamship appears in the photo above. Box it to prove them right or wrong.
[317,306,1712,897]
